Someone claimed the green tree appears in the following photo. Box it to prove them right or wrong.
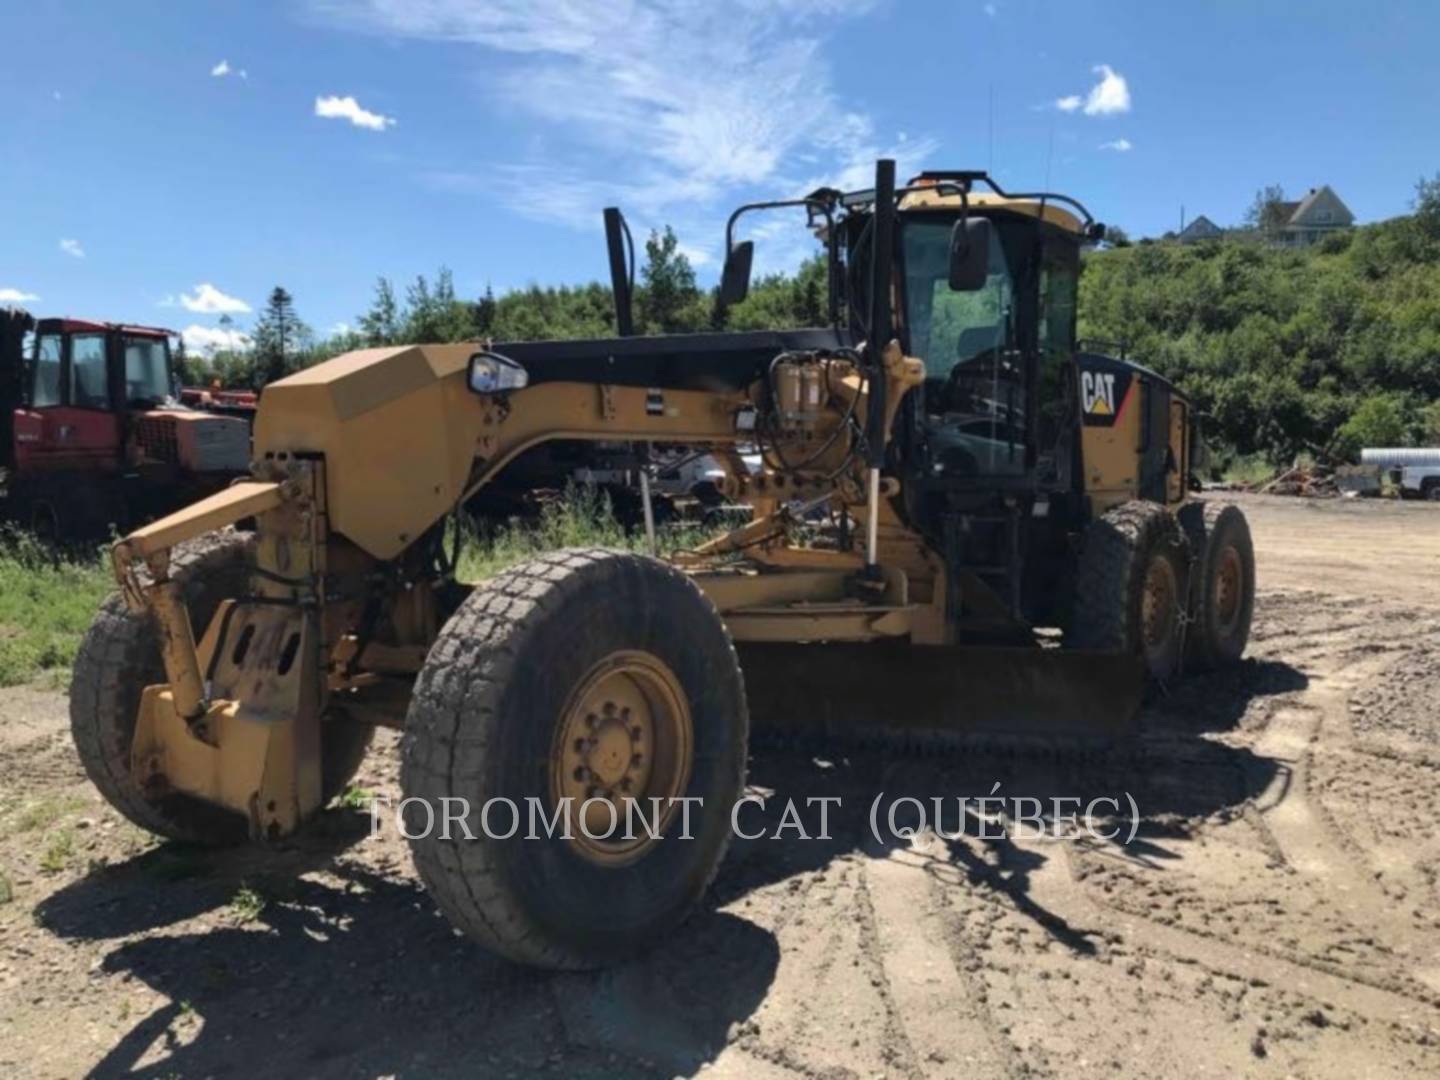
[1334,394,1411,460]
[1413,173,1440,242]
[637,227,703,334]
[400,267,476,343]
[251,286,310,386]
[358,277,400,346]
[1245,184,1289,235]
[1420,400,1440,445]
[474,284,497,338]
[171,335,195,387]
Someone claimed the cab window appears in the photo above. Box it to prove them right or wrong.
[70,334,110,408]
[903,218,1025,477]
[31,333,63,407]
[1035,239,1079,479]
[124,336,171,403]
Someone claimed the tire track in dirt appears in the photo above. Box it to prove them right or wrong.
[861,832,1019,1078]
[1060,838,1439,1024]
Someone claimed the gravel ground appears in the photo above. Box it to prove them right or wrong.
[2,493,1439,1078]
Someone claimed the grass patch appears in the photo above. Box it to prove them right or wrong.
[337,783,373,811]
[0,527,111,688]
[455,485,716,584]
[229,884,266,923]
[1218,451,1279,488]
[39,829,76,873]
[11,793,86,833]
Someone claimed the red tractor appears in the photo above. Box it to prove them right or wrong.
[1,307,251,536]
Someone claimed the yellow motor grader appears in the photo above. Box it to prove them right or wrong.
[71,161,1254,968]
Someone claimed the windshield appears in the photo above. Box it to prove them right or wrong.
[124,336,171,403]
[902,217,1024,476]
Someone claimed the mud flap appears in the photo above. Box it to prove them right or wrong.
[736,642,1145,748]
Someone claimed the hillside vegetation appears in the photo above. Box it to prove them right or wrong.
[1080,209,1440,465]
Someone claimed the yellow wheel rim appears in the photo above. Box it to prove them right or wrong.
[1141,554,1179,660]
[549,650,693,866]
[1213,545,1243,635]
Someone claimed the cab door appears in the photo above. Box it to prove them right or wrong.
[13,331,123,474]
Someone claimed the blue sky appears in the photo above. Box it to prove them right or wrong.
[2,1,1437,353]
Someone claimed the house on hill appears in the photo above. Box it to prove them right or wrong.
[1178,214,1224,243]
[1274,186,1354,246]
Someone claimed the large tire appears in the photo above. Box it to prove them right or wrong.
[1177,500,1255,671]
[1069,501,1190,681]
[402,548,748,970]
[70,530,373,844]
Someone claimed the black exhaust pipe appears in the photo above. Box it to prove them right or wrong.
[603,207,635,337]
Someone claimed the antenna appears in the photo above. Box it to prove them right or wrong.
[987,84,995,174]
[1044,114,1055,191]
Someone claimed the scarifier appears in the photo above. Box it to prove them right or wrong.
[70,161,1256,968]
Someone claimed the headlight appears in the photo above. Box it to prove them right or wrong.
[467,351,529,394]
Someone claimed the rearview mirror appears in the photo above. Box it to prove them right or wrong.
[718,240,754,307]
[948,218,992,292]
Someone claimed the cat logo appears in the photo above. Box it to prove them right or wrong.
[1081,370,1117,416]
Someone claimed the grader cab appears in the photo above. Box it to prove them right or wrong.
[71,160,1255,969]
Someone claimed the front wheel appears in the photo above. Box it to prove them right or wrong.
[70,531,374,844]
[401,548,748,970]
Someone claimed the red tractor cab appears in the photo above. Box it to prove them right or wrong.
[1,308,251,536]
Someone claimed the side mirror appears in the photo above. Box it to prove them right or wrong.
[718,240,754,307]
[948,217,992,292]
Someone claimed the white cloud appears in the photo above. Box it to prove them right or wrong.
[1055,94,1082,113]
[59,238,85,259]
[0,287,40,303]
[181,324,251,354]
[983,2,997,16]
[315,94,396,130]
[211,60,231,76]
[179,283,251,314]
[319,0,929,263]
[1099,138,1133,152]
[1082,64,1130,116]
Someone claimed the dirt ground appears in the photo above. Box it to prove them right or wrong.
[3,492,1440,1078]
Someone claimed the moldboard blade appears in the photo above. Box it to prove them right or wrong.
[736,642,1145,749]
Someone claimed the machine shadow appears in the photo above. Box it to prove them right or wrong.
[36,815,777,1078]
[720,656,1308,950]
[33,657,1303,1076]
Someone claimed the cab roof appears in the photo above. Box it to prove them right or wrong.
[897,187,1087,234]
[35,317,174,338]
